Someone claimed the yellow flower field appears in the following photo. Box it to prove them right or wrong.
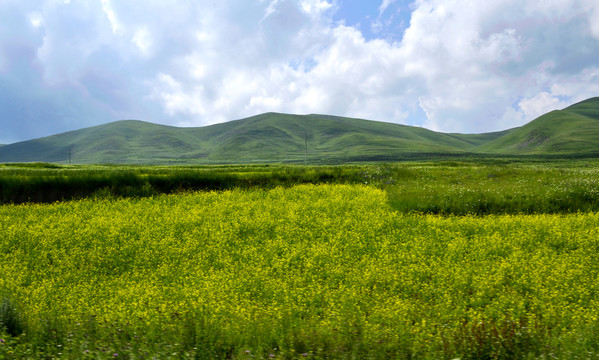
[1,184,598,359]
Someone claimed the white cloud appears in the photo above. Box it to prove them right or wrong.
[517,92,568,121]
[586,1,599,39]
[378,0,396,16]
[95,0,599,132]
[515,67,599,122]
[391,0,599,132]
[152,73,206,117]
[132,27,153,56]
[2,0,599,142]
[263,0,281,20]
[28,12,44,28]
[100,0,121,36]
[301,0,332,16]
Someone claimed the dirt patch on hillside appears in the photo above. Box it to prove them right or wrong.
[518,130,549,149]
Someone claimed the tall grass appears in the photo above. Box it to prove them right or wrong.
[3,161,599,215]
[380,163,599,215]
[0,164,364,204]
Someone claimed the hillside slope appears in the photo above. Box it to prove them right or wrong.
[0,113,476,164]
[193,113,479,162]
[0,120,205,163]
[476,97,599,155]
[1,98,598,164]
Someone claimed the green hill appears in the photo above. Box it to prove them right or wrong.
[475,97,599,155]
[0,120,204,164]
[195,113,481,162]
[0,113,477,164]
[1,98,598,164]
[446,130,512,147]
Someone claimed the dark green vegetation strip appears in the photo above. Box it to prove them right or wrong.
[0,163,361,204]
[2,159,599,215]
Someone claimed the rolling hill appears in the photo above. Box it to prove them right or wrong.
[0,114,479,164]
[475,97,599,155]
[0,97,598,164]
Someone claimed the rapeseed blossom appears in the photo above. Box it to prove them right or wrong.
[0,184,598,358]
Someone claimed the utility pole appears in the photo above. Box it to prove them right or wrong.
[68,148,72,165]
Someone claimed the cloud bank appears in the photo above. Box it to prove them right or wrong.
[0,0,598,143]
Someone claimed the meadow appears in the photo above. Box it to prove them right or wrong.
[1,160,599,359]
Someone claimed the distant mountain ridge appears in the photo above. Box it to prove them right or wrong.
[1,97,598,164]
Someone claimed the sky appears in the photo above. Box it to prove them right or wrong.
[1,0,599,144]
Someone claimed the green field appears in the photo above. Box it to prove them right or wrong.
[1,161,599,359]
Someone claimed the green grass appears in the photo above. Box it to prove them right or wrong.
[476,97,599,155]
[381,162,599,215]
[0,114,475,164]
[0,163,365,204]
[2,97,598,164]
[3,161,599,216]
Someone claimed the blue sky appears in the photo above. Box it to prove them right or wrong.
[1,0,599,144]
[332,0,411,41]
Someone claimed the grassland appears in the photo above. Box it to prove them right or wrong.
[2,160,599,214]
[1,97,598,164]
[476,97,599,155]
[0,114,477,164]
[1,161,599,359]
